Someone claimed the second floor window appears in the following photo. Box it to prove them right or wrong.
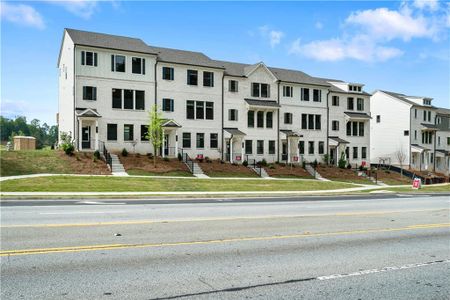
[284,112,293,124]
[346,121,365,136]
[124,124,134,141]
[229,80,238,92]
[203,71,214,87]
[251,83,270,98]
[186,100,213,120]
[83,86,97,101]
[266,112,273,128]
[357,98,364,111]
[132,57,145,75]
[248,111,255,128]
[111,55,125,72]
[332,96,339,106]
[347,97,354,110]
[313,89,321,102]
[332,120,339,131]
[301,88,309,101]
[257,111,264,128]
[81,51,97,66]
[228,109,238,121]
[187,70,198,85]
[162,98,174,112]
[183,132,191,148]
[283,86,293,97]
[162,67,174,80]
[112,89,144,110]
[196,133,204,148]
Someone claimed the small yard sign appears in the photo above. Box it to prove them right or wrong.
[236,155,241,161]
[412,178,421,189]
[293,156,299,162]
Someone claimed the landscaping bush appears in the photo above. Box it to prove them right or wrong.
[312,159,318,168]
[205,156,212,163]
[269,164,276,169]
[232,162,238,166]
[302,160,306,168]
[346,163,352,169]
[94,150,100,159]
[178,153,182,161]
[322,154,330,165]
[147,153,154,159]
[243,160,248,167]
[220,160,225,164]
[63,144,74,156]
[122,148,128,157]
[259,159,267,166]
[338,152,347,169]
[163,157,169,162]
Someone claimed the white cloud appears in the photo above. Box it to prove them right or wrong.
[289,35,403,62]
[258,25,285,48]
[0,2,45,29]
[45,0,99,19]
[315,21,323,29]
[346,7,435,41]
[413,0,439,11]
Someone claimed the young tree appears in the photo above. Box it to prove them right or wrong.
[146,105,164,168]
[395,147,407,177]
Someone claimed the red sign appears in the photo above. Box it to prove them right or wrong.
[412,178,421,189]
[197,154,203,159]
[361,161,366,167]
[293,156,299,162]
[236,156,241,161]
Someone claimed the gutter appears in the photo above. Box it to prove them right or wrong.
[277,81,280,162]
[154,59,158,106]
[433,114,437,172]
[325,89,330,164]
[221,73,225,161]
[73,45,77,150]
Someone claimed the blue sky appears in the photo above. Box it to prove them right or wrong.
[1,0,449,125]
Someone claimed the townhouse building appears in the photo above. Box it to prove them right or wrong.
[58,28,371,167]
[370,90,450,175]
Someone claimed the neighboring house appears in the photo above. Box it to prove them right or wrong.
[435,108,450,175]
[370,90,450,175]
[58,28,371,165]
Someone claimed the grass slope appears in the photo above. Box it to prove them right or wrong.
[1,176,357,192]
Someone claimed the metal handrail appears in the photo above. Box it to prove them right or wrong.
[183,152,194,174]
[246,155,262,176]
[99,141,112,168]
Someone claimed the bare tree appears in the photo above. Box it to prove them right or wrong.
[395,147,407,177]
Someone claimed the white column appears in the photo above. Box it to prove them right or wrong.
[78,119,82,151]
[230,137,233,163]
[287,138,291,163]
[296,140,300,163]
[175,130,179,157]
[241,139,245,163]
[95,120,99,151]
[161,130,165,158]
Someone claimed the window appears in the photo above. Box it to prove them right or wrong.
[438,136,441,146]
[347,97,354,110]
[266,112,273,128]
[423,111,426,121]
[107,124,117,141]
[135,90,145,110]
[228,109,238,121]
[284,113,293,124]
[308,114,314,130]
[83,86,96,101]
[313,89,321,102]
[210,133,218,149]
[345,147,349,159]
[248,111,255,128]
[283,86,293,97]
[196,101,204,119]
[357,98,364,111]
[124,124,134,141]
[358,122,364,137]
[269,140,275,154]
[257,140,264,154]
[414,130,417,140]
[112,89,122,109]
[346,122,352,136]
[315,115,321,130]
[362,147,367,159]
[376,115,381,123]
[124,90,134,109]
[196,133,204,148]
[132,57,145,74]
[404,130,409,136]
[308,141,314,154]
[229,80,238,92]
[162,98,174,112]
[141,125,149,141]
[301,88,309,101]
[353,147,358,159]
[251,83,260,97]
[162,67,174,80]
[332,96,339,106]
[187,70,198,85]
[245,140,253,154]
[81,51,97,66]
[203,71,214,87]
[332,120,339,131]
[186,101,195,119]
[301,114,307,129]
[183,133,191,148]
[257,111,264,128]
[111,55,125,72]
[318,141,324,154]
[352,122,358,137]
[414,109,417,119]
[205,102,214,120]
[261,84,269,98]
[299,141,305,154]
[447,137,450,145]
[428,111,431,122]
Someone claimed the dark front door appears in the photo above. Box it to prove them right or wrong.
[164,134,169,155]
[282,143,288,161]
[82,126,90,149]
[226,140,230,161]
[330,148,335,165]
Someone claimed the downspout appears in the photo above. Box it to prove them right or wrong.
[325,89,330,164]
[73,45,77,150]
[433,129,436,173]
[154,59,158,106]
[221,73,225,161]
[409,106,412,169]
[277,81,280,162]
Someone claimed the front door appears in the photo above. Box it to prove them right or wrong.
[282,142,288,161]
[330,148,335,165]
[82,126,90,149]
[164,134,169,155]
[226,140,230,161]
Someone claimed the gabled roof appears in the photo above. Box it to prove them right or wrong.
[328,136,349,144]
[224,128,246,136]
[162,119,181,128]
[377,90,435,108]
[280,129,302,137]
[65,28,156,55]
[148,46,224,69]
[315,77,371,95]
[76,108,101,118]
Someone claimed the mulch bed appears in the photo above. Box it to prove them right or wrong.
[120,154,189,173]
[198,160,257,177]
[59,151,111,175]
[316,165,369,182]
[370,169,412,185]
[265,163,313,178]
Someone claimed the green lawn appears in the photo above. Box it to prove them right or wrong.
[206,171,258,178]
[0,149,72,176]
[0,176,357,192]
[384,184,450,193]
[127,169,193,177]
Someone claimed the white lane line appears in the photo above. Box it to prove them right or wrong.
[76,201,127,205]
[317,259,450,281]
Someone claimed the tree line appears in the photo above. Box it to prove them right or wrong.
[0,116,58,149]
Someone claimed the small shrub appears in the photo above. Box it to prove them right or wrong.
[259,159,267,166]
[243,160,248,167]
[178,153,182,161]
[312,159,318,168]
[346,163,352,169]
[136,153,140,158]
[269,164,276,170]
[64,144,74,156]
[322,154,330,165]
[147,153,154,159]
[385,170,391,174]
[76,155,81,161]
[302,161,306,168]
[122,148,128,157]
[94,150,100,159]
[92,156,97,163]
[220,160,225,164]
[163,157,169,162]
[338,152,347,169]
[232,162,238,166]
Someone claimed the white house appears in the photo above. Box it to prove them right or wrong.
[58,28,371,166]
[370,90,449,175]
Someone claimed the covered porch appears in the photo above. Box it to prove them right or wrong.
[328,136,349,166]
[435,150,449,176]
[224,128,246,164]
[410,144,431,171]
[76,108,101,152]
[280,130,302,164]
[161,119,182,158]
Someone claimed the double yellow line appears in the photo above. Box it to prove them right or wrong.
[1,222,449,257]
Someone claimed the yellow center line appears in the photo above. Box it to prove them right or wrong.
[1,208,448,229]
[1,222,449,257]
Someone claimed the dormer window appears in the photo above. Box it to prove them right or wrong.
[251,83,270,98]
[81,51,98,66]
[423,99,431,105]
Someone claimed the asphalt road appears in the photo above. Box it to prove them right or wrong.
[1,195,449,299]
